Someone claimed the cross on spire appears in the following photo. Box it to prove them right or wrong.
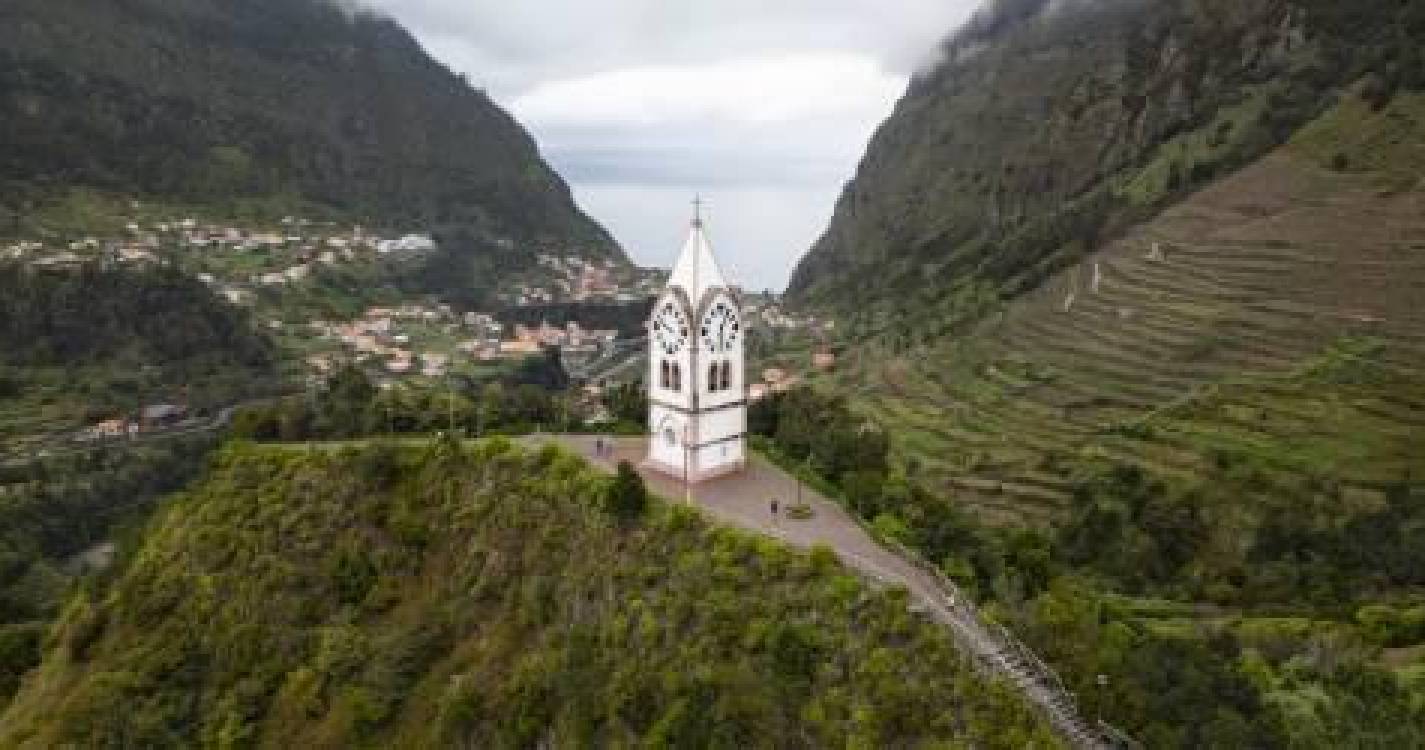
[667,194,727,301]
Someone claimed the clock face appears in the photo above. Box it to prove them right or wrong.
[700,300,741,354]
[652,301,689,356]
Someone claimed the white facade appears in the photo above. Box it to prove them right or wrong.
[645,213,746,482]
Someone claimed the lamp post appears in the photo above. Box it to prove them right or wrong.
[447,377,455,435]
[682,422,692,505]
[1096,673,1109,722]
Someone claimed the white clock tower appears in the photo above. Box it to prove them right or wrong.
[645,205,746,482]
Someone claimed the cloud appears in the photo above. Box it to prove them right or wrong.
[358,1,984,289]
[511,53,903,128]
[510,53,905,191]
[365,1,980,96]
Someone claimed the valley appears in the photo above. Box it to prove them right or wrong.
[3,0,1425,746]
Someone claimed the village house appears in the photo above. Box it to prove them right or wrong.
[421,353,449,377]
[220,287,252,305]
[499,339,543,357]
[32,252,85,270]
[118,247,158,264]
[141,404,188,429]
[83,418,136,440]
[306,355,335,375]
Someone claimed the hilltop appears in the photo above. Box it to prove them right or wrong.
[0,440,1055,747]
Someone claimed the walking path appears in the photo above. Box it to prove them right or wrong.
[533,434,1126,749]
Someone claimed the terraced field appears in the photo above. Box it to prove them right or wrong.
[846,115,1425,525]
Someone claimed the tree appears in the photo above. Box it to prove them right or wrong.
[512,346,569,390]
[602,381,647,424]
[604,461,647,523]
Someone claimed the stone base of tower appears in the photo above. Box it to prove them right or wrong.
[641,456,747,484]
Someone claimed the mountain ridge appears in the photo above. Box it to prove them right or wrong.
[775,4,1425,741]
[0,0,620,260]
[788,0,1423,316]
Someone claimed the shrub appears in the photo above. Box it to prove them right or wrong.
[603,461,648,523]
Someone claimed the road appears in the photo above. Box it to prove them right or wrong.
[533,434,1125,749]
[2,396,281,468]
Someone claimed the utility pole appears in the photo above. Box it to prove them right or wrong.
[1096,673,1109,723]
[796,456,809,509]
[682,423,692,505]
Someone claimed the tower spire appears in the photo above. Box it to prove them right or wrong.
[667,195,726,300]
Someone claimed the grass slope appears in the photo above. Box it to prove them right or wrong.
[0,439,1056,748]
[844,95,1425,528]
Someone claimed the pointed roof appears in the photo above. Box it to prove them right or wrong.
[667,209,729,302]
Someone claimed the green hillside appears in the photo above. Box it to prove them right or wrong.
[785,0,1425,566]
[0,261,278,441]
[789,0,1424,316]
[0,440,1056,748]
[839,102,1425,528]
[775,1,1425,744]
[0,0,620,258]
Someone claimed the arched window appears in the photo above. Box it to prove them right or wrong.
[708,362,720,392]
[660,360,670,390]
[721,360,733,391]
[671,363,682,392]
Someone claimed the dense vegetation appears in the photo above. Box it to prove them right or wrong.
[0,440,1056,747]
[0,262,278,438]
[751,386,1425,747]
[502,299,657,340]
[228,359,581,443]
[775,2,1425,741]
[0,434,219,704]
[0,0,618,261]
[789,0,1425,327]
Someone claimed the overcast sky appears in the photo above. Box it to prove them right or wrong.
[363,1,981,291]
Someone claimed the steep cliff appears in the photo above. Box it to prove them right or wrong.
[788,0,1422,321]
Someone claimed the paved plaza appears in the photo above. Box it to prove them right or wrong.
[535,434,938,595]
